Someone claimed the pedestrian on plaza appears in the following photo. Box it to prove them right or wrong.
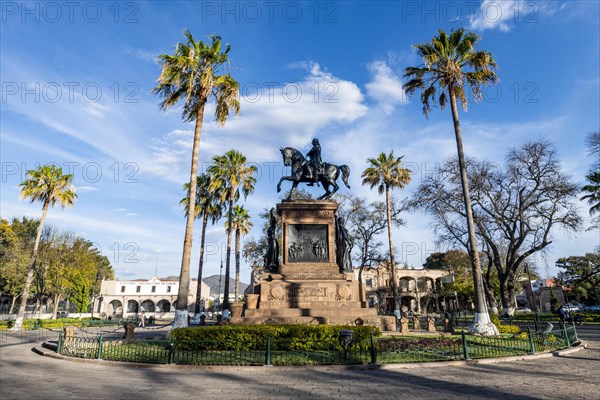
[222,309,231,321]
[139,310,146,328]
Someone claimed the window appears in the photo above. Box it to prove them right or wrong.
[151,286,156,293]
[167,286,171,293]
[136,286,141,293]
[120,286,125,293]
[366,278,373,288]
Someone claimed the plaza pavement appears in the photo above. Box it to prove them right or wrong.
[0,324,598,400]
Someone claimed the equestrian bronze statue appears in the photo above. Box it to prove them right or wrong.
[277,142,351,200]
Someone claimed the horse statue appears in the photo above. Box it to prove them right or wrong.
[277,147,351,200]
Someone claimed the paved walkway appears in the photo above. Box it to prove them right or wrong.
[1,325,598,400]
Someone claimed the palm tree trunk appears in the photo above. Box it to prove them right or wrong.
[448,88,497,335]
[235,229,240,300]
[12,199,49,330]
[385,185,401,316]
[194,211,209,317]
[222,193,234,311]
[174,99,206,328]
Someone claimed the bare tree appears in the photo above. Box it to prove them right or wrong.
[340,195,405,306]
[412,140,582,315]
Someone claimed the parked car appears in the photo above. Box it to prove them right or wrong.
[561,304,580,312]
[584,305,600,313]
[514,307,532,314]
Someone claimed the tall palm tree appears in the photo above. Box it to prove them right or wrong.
[153,31,240,327]
[13,165,77,330]
[208,150,257,311]
[180,173,223,320]
[225,205,253,300]
[404,28,499,335]
[581,172,600,216]
[361,152,411,317]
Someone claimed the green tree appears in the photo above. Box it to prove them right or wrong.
[361,151,411,317]
[424,251,474,309]
[404,28,499,335]
[0,219,32,313]
[225,205,253,300]
[153,31,240,327]
[556,253,600,304]
[209,150,257,310]
[13,165,77,329]
[180,173,223,319]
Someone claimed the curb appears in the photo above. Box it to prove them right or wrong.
[32,340,588,371]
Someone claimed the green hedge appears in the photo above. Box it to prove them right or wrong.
[0,317,113,330]
[170,324,380,352]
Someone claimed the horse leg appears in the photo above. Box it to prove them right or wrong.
[318,180,330,200]
[287,181,299,200]
[321,175,339,200]
[277,176,293,193]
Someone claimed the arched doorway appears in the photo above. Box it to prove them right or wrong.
[156,300,171,312]
[108,300,123,316]
[140,300,155,312]
[127,300,139,313]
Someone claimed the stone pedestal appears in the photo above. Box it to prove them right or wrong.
[239,200,396,331]
[427,317,436,332]
[399,318,409,334]
[412,316,421,330]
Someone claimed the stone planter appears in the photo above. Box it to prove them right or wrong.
[245,294,259,309]
[230,302,244,320]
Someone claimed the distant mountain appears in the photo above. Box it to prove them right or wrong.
[203,274,248,297]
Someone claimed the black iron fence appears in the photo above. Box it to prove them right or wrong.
[55,324,578,366]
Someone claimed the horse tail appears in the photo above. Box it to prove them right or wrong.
[340,165,351,189]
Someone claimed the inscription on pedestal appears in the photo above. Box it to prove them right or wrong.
[287,224,328,263]
[293,287,327,298]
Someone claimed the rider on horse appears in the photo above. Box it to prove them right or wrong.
[306,138,323,186]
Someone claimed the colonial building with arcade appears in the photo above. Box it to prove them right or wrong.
[97,276,212,319]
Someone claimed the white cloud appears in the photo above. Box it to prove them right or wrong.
[469,0,562,32]
[365,60,408,114]
[77,186,98,192]
[146,63,368,180]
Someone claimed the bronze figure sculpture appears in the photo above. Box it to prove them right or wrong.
[277,140,351,200]
[264,208,279,272]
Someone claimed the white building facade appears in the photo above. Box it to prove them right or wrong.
[97,277,212,319]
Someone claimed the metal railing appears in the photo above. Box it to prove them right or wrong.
[55,324,578,366]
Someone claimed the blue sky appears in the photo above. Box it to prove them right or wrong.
[1,0,599,282]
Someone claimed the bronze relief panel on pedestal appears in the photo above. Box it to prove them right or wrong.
[287,224,329,263]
